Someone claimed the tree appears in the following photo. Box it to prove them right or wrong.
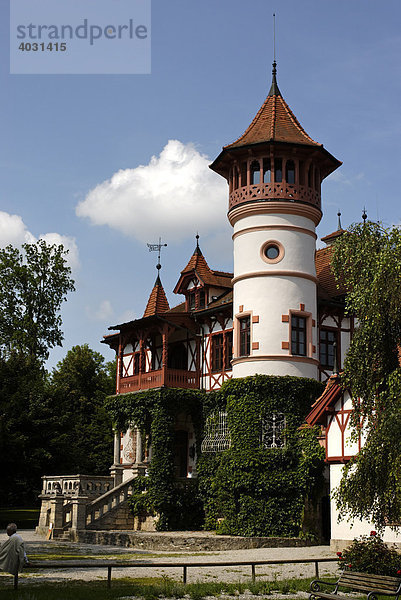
[331,221,401,528]
[0,353,54,505]
[48,345,115,475]
[0,240,75,362]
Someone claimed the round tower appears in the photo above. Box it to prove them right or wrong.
[210,62,341,380]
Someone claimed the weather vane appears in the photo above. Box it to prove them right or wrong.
[147,237,167,272]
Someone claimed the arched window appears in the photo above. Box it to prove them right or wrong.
[308,164,313,188]
[286,160,295,184]
[299,161,304,185]
[314,167,320,191]
[234,167,239,190]
[274,159,282,183]
[250,160,260,184]
[240,162,247,187]
[263,158,271,183]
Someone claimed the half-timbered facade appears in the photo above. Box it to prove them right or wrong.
[306,377,401,549]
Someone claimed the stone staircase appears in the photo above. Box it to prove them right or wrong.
[85,476,137,531]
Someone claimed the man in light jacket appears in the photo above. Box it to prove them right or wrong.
[0,523,28,575]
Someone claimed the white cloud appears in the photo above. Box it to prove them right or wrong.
[76,140,228,243]
[87,300,114,322]
[0,211,36,246]
[0,211,79,271]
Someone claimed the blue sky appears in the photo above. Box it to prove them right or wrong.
[1,0,400,370]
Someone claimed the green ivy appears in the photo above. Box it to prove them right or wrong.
[105,375,324,536]
[105,387,205,530]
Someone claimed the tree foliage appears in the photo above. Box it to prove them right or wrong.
[331,221,401,527]
[0,240,75,362]
[48,345,115,476]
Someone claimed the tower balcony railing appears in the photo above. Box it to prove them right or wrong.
[229,182,321,211]
[118,368,199,393]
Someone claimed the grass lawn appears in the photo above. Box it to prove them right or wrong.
[0,507,40,530]
[0,575,325,600]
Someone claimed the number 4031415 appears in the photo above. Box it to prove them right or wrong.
[18,42,67,51]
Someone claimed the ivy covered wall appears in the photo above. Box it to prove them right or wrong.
[105,375,325,536]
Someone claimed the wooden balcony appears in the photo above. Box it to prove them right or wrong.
[118,368,199,393]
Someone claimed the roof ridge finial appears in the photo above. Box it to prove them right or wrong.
[194,232,203,255]
[362,207,367,224]
[337,210,342,231]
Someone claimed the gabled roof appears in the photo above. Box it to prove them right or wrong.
[174,240,233,294]
[224,62,320,150]
[321,228,345,245]
[315,245,346,299]
[305,375,343,426]
[143,274,170,318]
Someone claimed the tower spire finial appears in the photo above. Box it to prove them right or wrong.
[273,12,276,62]
[268,14,281,97]
[337,210,342,231]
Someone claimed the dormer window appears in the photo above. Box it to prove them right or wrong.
[199,289,206,309]
[188,290,196,310]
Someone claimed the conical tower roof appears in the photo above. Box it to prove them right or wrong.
[143,274,170,318]
[180,237,213,279]
[225,62,320,150]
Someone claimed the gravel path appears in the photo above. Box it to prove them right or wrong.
[0,530,340,586]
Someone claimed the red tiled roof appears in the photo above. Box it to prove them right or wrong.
[315,246,346,299]
[225,64,320,150]
[143,275,170,318]
[321,229,345,244]
[174,243,233,293]
[305,375,343,426]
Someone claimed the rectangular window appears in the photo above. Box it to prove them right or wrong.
[199,289,206,309]
[239,316,251,356]
[291,315,306,356]
[320,329,336,368]
[211,333,224,372]
[225,330,233,370]
[188,291,196,310]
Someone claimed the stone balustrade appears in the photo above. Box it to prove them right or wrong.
[41,474,114,500]
[85,475,138,528]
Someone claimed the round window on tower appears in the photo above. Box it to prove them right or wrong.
[261,240,284,264]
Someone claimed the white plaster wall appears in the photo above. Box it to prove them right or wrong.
[234,226,316,277]
[233,359,317,379]
[233,212,315,234]
[341,328,351,367]
[233,276,317,357]
[122,354,134,376]
[330,463,401,546]
[232,210,317,380]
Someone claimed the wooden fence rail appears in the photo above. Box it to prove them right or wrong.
[10,557,339,590]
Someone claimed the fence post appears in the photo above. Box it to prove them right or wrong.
[183,565,187,584]
[108,566,112,588]
[315,561,319,578]
[251,564,255,582]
